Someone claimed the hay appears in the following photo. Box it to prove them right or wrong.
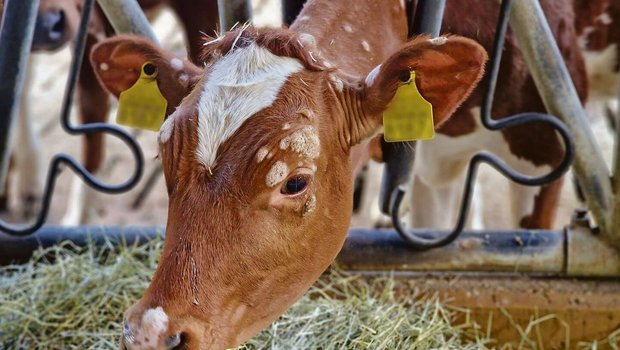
[1,238,493,349]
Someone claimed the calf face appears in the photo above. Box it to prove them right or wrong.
[91,28,486,349]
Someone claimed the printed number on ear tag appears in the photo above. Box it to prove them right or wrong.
[116,62,168,132]
[383,71,435,142]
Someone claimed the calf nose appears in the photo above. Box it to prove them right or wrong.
[121,323,186,350]
[31,9,67,51]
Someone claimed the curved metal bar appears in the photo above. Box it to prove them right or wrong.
[0,0,144,236]
[391,0,575,249]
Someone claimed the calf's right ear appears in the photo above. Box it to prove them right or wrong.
[90,35,202,110]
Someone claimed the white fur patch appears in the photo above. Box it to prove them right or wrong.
[195,43,304,167]
[361,40,371,52]
[329,73,344,92]
[256,147,269,163]
[303,195,316,216]
[282,123,291,130]
[299,109,316,120]
[365,64,382,87]
[279,126,320,158]
[584,44,619,99]
[342,24,353,33]
[429,36,448,46]
[298,33,316,48]
[170,58,184,71]
[134,307,168,349]
[159,116,175,144]
[266,161,289,187]
[597,12,613,25]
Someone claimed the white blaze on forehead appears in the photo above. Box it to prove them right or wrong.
[279,125,320,159]
[266,161,289,187]
[196,43,304,167]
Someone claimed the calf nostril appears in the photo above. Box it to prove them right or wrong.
[166,332,186,350]
[48,10,66,40]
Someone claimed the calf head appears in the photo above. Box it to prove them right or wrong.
[91,29,486,349]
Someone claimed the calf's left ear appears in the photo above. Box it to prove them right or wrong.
[352,35,487,144]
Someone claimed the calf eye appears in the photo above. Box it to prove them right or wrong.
[281,175,309,195]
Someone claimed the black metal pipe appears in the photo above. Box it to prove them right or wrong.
[0,225,563,273]
[410,0,446,37]
[0,0,145,236]
[0,226,164,265]
[282,0,306,26]
[217,0,252,31]
[0,0,40,193]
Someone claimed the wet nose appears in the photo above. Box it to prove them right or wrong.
[31,9,67,51]
[121,323,186,350]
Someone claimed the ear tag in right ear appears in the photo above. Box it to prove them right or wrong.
[116,62,168,132]
[383,71,435,142]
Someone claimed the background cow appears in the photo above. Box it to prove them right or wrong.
[0,0,218,224]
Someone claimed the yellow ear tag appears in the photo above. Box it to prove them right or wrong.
[383,71,435,142]
[116,62,168,132]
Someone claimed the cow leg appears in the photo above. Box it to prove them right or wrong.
[61,34,109,225]
[14,57,45,219]
[509,179,563,229]
[170,0,219,64]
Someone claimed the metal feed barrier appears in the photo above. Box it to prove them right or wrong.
[0,0,619,277]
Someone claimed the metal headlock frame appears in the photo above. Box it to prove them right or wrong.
[1,0,619,276]
[382,0,574,249]
[0,0,145,236]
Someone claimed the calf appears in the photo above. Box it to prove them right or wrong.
[355,0,589,230]
[2,0,218,224]
[90,0,487,348]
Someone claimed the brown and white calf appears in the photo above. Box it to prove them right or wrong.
[90,0,487,348]
[2,0,218,223]
[355,0,591,231]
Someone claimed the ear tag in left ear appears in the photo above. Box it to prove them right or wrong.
[383,70,435,142]
[116,62,168,132]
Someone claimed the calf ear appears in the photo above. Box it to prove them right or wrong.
[90,35,202,110]
[353,35,487,144]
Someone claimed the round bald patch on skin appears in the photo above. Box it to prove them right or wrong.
[279,126,320,159]
[266,161,289,187]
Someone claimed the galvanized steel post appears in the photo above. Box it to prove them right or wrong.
[96,0,158,43]
[217,0,252,31]
[0,0,40,195]
[508,0,614,244]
